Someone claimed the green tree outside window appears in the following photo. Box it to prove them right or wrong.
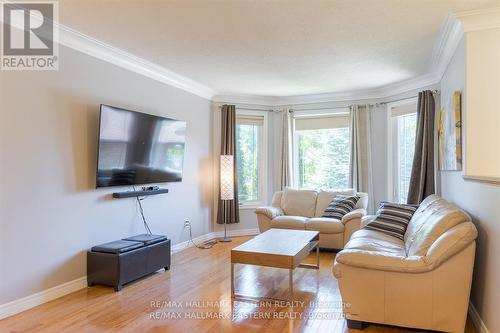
[236,124,260,202]
[297,127,350,190]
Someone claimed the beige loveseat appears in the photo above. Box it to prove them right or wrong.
[333,195,477,333]
[255,188,368,249]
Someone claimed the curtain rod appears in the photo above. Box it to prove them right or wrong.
[290,105,349,112]
[293,89,440,111]
[236,107,275,112]
[375,96,416,106]
[219,89,440,112]
[376,89,440,106]
[218,106,275,112]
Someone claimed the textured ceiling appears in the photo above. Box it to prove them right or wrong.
[58,0,498,97]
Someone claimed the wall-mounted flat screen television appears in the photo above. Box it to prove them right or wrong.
[96,104,187,187]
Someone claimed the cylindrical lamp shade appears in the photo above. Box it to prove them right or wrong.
[220,155,235,200]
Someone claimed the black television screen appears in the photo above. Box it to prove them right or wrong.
[96,105,187,187]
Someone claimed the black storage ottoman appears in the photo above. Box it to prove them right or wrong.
[87,234,171,291]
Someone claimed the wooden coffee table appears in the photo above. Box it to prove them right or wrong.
[230,229,319,302]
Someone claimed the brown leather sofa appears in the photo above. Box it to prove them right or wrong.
[333,195,477,332]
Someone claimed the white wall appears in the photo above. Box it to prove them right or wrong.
[0,45,212,304]
[440,37,500,333]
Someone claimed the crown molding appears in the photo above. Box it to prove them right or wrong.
[212,94,289,106]
[56,22,218,100]
[430,14,464,79]
[0,9,217,100]
[214,72,440,106]
[455,7,500,32]
[0,6,217,99]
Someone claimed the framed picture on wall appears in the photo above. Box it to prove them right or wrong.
[438,91,462,171]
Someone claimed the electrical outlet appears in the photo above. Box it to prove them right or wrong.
[184,219,191,228]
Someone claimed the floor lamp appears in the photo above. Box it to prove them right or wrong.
[219,155,234,242]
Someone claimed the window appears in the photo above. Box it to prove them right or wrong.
[294,113,351,189]
[388,101,417,204]
[236,114,266,205]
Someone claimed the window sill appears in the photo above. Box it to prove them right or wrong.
[239,204,263,210]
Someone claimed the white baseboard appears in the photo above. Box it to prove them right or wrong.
[0,228,259,320]
[0,276,87,320]
[213,228,260,238]
[170,232,215,253]
[171,228,259,253]
[469,302,490,333]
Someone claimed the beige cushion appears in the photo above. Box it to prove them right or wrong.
[281,188,318,217]
[335,222,477,273]
[346,229,405,255]
[405,194,440,241]
[405,195,471,256]
[271,191,283,207]
[355,192,369,209]
[350,228,404,244]
[314,189,356,217]
[305,217,344,234]
[336,229,419,272]
[334,248,426,273]
[270,215,307,230]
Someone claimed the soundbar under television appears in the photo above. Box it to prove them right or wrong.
[96,104,187,188]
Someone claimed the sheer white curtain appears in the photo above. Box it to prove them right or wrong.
[278,108,293,190]
[349,105,374,213]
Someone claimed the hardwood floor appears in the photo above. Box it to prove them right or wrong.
[0,236,477,333]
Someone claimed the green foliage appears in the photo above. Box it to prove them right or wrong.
[298,127,350,190]
[236,124,259,202]
[236,124,354,202]
[397,114,417,203]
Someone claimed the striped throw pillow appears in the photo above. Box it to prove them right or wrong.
[364,201,418,240]
[322,195,360,220]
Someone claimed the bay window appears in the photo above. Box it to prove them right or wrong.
[388,101,417,203]
[235,114,267,206]
[294,112,351,189]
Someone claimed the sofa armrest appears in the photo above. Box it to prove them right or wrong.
[425,222,478,267]
[254,206,284,220]
[335,249,430,273]
[341,209,366,246]
[341,208,366,225]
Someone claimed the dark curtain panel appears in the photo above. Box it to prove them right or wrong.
[407,90,436,204]
[217,105,240,224]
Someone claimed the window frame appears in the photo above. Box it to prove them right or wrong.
[235,109,268,209]
[387,98,418,203]
[292,108,351,190]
